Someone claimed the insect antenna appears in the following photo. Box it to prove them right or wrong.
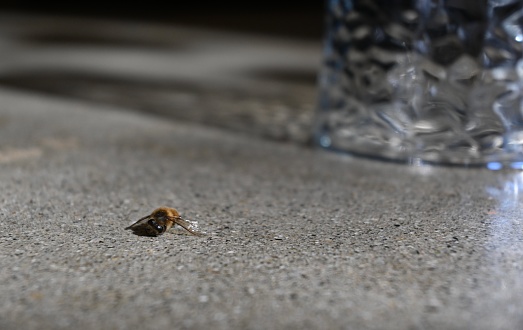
[125,214,151,230]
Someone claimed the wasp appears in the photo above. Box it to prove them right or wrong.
[125,207,204,237]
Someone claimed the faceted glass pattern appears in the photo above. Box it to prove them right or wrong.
[316,0,523,167]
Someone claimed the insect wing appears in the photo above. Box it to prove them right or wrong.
[172,217,206,236]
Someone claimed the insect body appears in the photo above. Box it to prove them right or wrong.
[125,207,204,237]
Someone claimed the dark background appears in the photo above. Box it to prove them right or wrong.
[0,2,325,40]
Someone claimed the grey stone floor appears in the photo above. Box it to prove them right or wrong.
[1,88,523,329]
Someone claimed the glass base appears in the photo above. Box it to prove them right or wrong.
[316,130,523,170]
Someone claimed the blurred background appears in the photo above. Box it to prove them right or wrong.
[0,1,324,143]
[0,2,324,40]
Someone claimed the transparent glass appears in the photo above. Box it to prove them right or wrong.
[315,0,523,168]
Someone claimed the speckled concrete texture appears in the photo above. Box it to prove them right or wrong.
[1,89,523,330]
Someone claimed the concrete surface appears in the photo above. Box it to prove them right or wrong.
[1,88,523,330]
